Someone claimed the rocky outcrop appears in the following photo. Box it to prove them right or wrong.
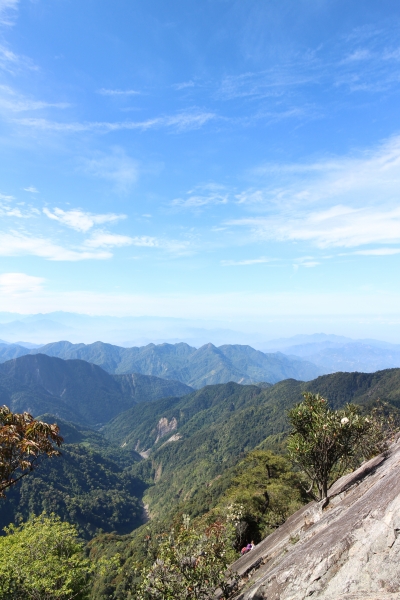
[231,436,400,600]
[155,417,178,444]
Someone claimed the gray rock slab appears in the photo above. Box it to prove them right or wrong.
[231,437,400,600]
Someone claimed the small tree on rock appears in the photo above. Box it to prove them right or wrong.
[287,392,386,504]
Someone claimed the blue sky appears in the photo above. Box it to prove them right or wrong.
[1,0,400,339]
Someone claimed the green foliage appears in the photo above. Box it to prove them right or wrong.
[0,513,91,599]
[105,372,400,523]
[109,380,305,520]
[215,450,306,544]
[3,370,400,599]
[287,392,387,500]
[0,419,147,539]
[138,517,237,600]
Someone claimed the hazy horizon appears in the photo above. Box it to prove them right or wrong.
[1,310,400,347]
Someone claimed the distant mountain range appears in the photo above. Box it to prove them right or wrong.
[3,330,400,387]
[263,333,400,372]
[1,312,400,374]
[0,354,193,427]
[0,341,323,388]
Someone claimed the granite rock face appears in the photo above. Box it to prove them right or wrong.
[231,437,400,600]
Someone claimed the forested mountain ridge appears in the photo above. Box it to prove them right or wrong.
[2,363,400,600]
[28,340,323,386]
[0,354,193,427]
[0,417,147,540]
[104,368,400,520]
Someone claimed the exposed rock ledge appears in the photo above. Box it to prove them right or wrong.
[230,436,400,600]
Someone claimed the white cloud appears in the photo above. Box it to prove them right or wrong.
[43,207,126,232]
[173,81,195,90]
[23,186,39,193]
[0,192,14,201]
[129,236,191,254]
[82,148,138,192]
[353,248,400,256]
[293,257,320,269]
[221,257,272,266]
[217,67,317,101]
[0,231,112,261]
[228,135,400,250]
[172,184,229,208]
[229,205,400,249]
[342,48,372,63]
[0,205,25,217]
[85,233,138,248]
[0,272,44,293]
[0,43,37,74]
[129,236,160,247]
[246,135,400,209]
[98,88,141,96]
[84,232,189,254]
[0,196,38,218]
[0,43,17,67]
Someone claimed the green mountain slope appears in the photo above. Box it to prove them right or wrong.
[0,354,193,427]
[0,417,146,540]
[31,340,323,386]
[104,368,400,520]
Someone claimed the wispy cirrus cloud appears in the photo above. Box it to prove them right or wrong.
[0,231,112,261]
[0,195,39,218]
[216,66,318,101]
[0,43,37,73]
[98,88,141,96]
[242,134,400,210]
[173,81,196,90]
[353,248,400,256]
[214,24,400,106]
[0,43,17,68]
[84,232,147,248]
[0,192,14,201]
[229,205,400,249]
[0,272,44,293]
[221,257,272,266]
[85,231,189,254]
[0,85,69,112]
[0,0,19,26]
[15,110,216,134]
[341,48,372,63]
[228,134,400,251]
[172,184,229,208]
[23,186,39,193]
[82,148,139,192]
[43,208,126,233]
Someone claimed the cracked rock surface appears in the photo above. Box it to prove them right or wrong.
[230,437,400,600]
